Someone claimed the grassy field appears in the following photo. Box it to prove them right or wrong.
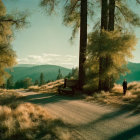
[0,89,72,140]
[85,82,140,110]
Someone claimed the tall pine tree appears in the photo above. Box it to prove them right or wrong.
[40,72,45,86]
[78,0,87,89]
[57,69,63,80]
[6,76,14,89]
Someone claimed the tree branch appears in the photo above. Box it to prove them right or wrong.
[136,0,140,4]
[69,0,79,15]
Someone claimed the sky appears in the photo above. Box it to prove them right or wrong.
[3,0,140,68]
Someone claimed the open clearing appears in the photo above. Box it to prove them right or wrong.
[20,91,140,140]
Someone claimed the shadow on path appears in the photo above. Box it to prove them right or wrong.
[24,92,80,104]
[23,92,140,140]
[109,124,140,140]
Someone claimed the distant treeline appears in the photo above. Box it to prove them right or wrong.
[4,68,77,89]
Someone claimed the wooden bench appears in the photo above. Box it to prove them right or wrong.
[58,79,78,94]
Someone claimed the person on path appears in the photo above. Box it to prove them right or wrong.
[122,79,127,95]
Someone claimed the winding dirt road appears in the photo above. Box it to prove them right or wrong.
[21,91,140,140]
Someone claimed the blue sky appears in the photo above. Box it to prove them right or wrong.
[3,0,140,68]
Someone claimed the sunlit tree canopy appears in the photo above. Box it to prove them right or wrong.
[85,30,137,91]
[0,0,27,85]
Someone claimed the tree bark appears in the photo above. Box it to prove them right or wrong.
[108,0,115,31]
[105,0,115,90]
[98,0,108,91]
[101,0,108,30]
[78,0,87,90]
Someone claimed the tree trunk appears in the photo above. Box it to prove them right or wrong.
[78,0,87,90]
[105,0,115,90]
[101,0,108,30]
[108,0,115,31]
[98,0,108,91]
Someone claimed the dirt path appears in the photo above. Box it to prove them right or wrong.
[21,91,140,140]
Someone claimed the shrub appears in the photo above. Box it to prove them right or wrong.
[0,90,72,140]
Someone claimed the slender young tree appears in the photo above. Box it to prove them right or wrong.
[40,72,45,86]
[57,68,63,80]
[6,76,14,89]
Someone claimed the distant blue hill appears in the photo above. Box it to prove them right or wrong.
[117,62,140,84]
[7,62,140,84]
[7,64,71,82]
[14,64,37,67]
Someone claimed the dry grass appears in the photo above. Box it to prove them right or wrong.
[28,79,64,93]
[28,86,40,92]
[0,90,24,108]
[0,89,72,140]
[85,82,140,109]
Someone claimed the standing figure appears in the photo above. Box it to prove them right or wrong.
[122,79,127,95]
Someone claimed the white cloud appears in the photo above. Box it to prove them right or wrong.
[42,53,61,57]
[17,53,78,68]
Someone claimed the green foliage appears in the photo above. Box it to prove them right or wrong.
[56,68,63,80]
[65,68,78,79]
[0,0,27,85]
[6,76,14,89]
[85,30,137,91]
[63,0,94,40]
[115,0,140,28]
[34,79,39,85]
[0,1,16,85]
[63,0,80,40]
[15,80,23,89]
[136,0,140,4]
[40,72,45,86]
[65,72,72,79]
[40,0,59,15]
[0,44,16,85]
[15,78,33,89]
[23,78,33,89]
[6,65,71,82]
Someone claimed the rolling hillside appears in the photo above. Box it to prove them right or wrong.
[117,62,140,83]
[7,62,140,83]
[7,64,71,82]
